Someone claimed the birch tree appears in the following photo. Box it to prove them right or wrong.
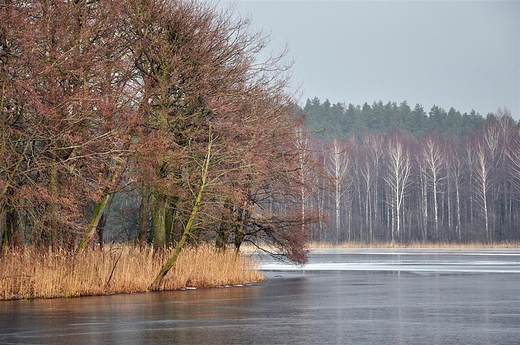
[384,131,412,242]
[473,135,492,242]
[326,139,350,243]
[417,134,446,240]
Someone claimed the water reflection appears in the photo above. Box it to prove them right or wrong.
[1,250,519,344]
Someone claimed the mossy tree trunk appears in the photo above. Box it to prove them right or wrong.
[77,192,111,251]
[152,192,167,250]
[137,184,151,246]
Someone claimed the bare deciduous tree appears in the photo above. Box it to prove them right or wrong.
[417,134,446,240]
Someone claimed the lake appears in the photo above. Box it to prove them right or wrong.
[1,249,519,344]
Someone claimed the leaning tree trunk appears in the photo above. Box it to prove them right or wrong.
[77,158,124,251]
[150,136,213,291]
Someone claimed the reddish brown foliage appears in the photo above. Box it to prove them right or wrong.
[1,0,316,263]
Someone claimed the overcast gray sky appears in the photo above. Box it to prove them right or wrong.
[219,0,520,119]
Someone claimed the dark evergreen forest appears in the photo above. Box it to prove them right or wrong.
[300,97,495,139]
[297,98,520,244]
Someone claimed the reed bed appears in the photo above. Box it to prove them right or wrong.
[0,244,264,301]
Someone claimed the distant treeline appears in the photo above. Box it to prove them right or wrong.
[296,97,520,244]
[299,97,516,139]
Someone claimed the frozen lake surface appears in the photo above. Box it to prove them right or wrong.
[260,248,520,273]
[1,249,519,344]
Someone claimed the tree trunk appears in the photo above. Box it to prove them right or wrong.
[455,177,462,242]
[152,192,167,250]
[1,207,18,249]
[433,177,439,241]
[137,185,151,246]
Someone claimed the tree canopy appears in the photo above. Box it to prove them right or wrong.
[0,0,314,264]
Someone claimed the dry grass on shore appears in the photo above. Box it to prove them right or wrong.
[0,244,264,301]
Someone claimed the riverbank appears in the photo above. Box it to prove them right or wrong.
[307,240,520,249]
[0,244,264,301]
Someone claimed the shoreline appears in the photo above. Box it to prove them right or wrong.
[306,241,520,249]
[4,241,518,301]
[240,241,520,255]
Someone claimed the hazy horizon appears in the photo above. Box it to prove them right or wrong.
[220,0,520,119]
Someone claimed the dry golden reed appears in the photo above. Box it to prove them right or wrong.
[0,244,264,301]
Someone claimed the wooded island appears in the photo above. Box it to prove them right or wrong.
[1,0,518,300]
